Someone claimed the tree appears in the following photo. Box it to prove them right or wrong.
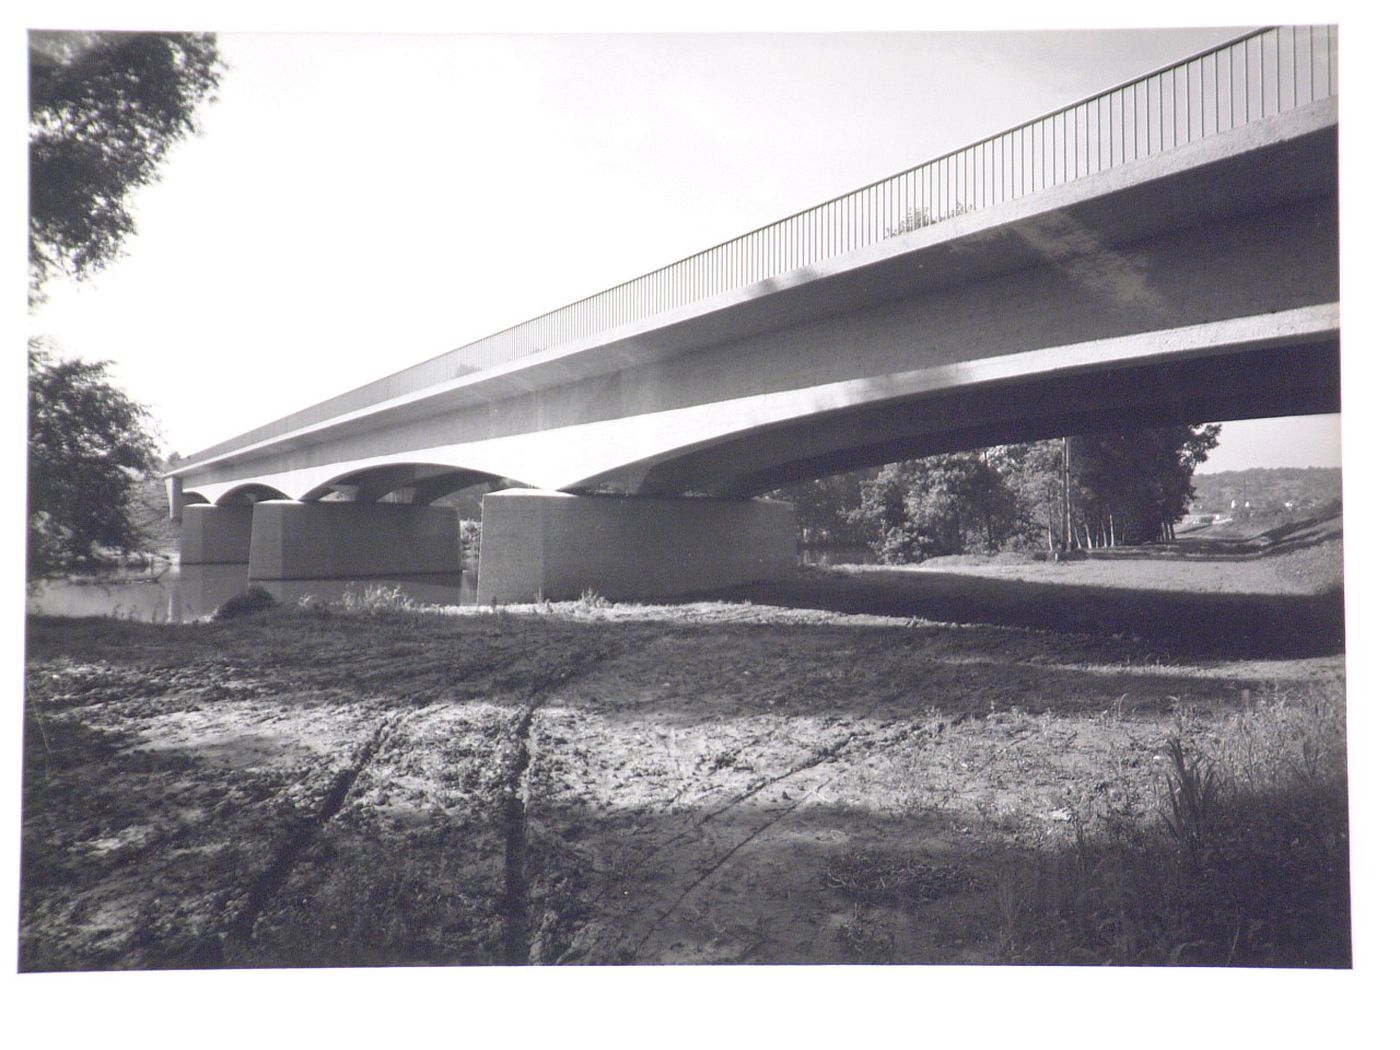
[849,451,1024,563]
[844,425,1223,563]
[29,31,222,292]
[27,32,220,574]
[28,344,161,575]
[769,470,874,548]
[1001,440,1069,553]
[1067,425,1221,546]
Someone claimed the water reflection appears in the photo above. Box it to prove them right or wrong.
[27,564,477,623]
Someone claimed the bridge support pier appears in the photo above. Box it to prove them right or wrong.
[179,505,256,564]
[475,489,796,605]
[247,500,462,579]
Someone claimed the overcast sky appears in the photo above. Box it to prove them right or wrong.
[28,24,1343,472]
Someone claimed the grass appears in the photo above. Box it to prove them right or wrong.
[980,680,1349,966]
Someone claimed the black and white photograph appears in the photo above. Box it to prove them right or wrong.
[9,3,1392,1044]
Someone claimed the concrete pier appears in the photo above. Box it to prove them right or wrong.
[247,501,461,580]
[475,489,796,605]
[179,505,256,564]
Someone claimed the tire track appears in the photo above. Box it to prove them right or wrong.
[495,637,641,965]
[631,760,856,957]
[223,715,398,950]
[552,729,878,962]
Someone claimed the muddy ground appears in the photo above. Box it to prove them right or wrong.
[19,516,1350,969]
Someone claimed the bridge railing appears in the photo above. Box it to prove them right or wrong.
[189,24,1336,465]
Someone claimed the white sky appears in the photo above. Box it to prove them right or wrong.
[24,22,1344,471]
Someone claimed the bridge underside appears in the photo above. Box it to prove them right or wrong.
[647,334,1340,496]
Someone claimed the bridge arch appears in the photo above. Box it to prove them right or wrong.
[295,463,508,504]
[215,483,292,505]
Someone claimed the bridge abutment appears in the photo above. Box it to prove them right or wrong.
[475,489,796,605]
[179,505,256,565]
[246,500,462,580]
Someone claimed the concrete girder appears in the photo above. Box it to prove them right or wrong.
[178,303,1338,510]
[297,463,495,503]
[185,463,505,509]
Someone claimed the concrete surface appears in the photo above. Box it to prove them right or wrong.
[179,505,255,565]
[247,501,461,580]
[475,490,796,604]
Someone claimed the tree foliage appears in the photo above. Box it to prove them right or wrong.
[783,425,1223,564]
[28,344,161,575]
[1065,426,1221,546]
[846,451,1024,561]
[27,32,222,574]
[29,30,222,291]
[770,471,874,548]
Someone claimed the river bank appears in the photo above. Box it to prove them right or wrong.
[21,519,1349,968]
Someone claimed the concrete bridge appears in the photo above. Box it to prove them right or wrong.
[167,26,1340,603]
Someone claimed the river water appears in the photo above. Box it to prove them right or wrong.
[27,564,477,623]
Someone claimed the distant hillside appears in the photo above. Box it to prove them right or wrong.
[1191,467,1341,517]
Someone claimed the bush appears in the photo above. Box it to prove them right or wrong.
[213,586,277,619]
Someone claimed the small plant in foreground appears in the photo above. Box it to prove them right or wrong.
[578,588,611,610]
[1159,735,1221,858]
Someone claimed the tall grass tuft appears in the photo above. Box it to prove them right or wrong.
[1159,736,1221,860]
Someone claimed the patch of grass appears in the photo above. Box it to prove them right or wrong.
[578,588,611,611]
[834,903,897,962]
[989,679,1349,966]
[227,838,503,968]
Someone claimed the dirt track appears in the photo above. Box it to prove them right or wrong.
[20,519,1349,969]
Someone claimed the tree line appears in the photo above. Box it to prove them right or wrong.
[773,425,1222,563]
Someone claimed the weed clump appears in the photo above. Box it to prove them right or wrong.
[578,588,611,611]
[825,850,978,905]
[337,584,420,616]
